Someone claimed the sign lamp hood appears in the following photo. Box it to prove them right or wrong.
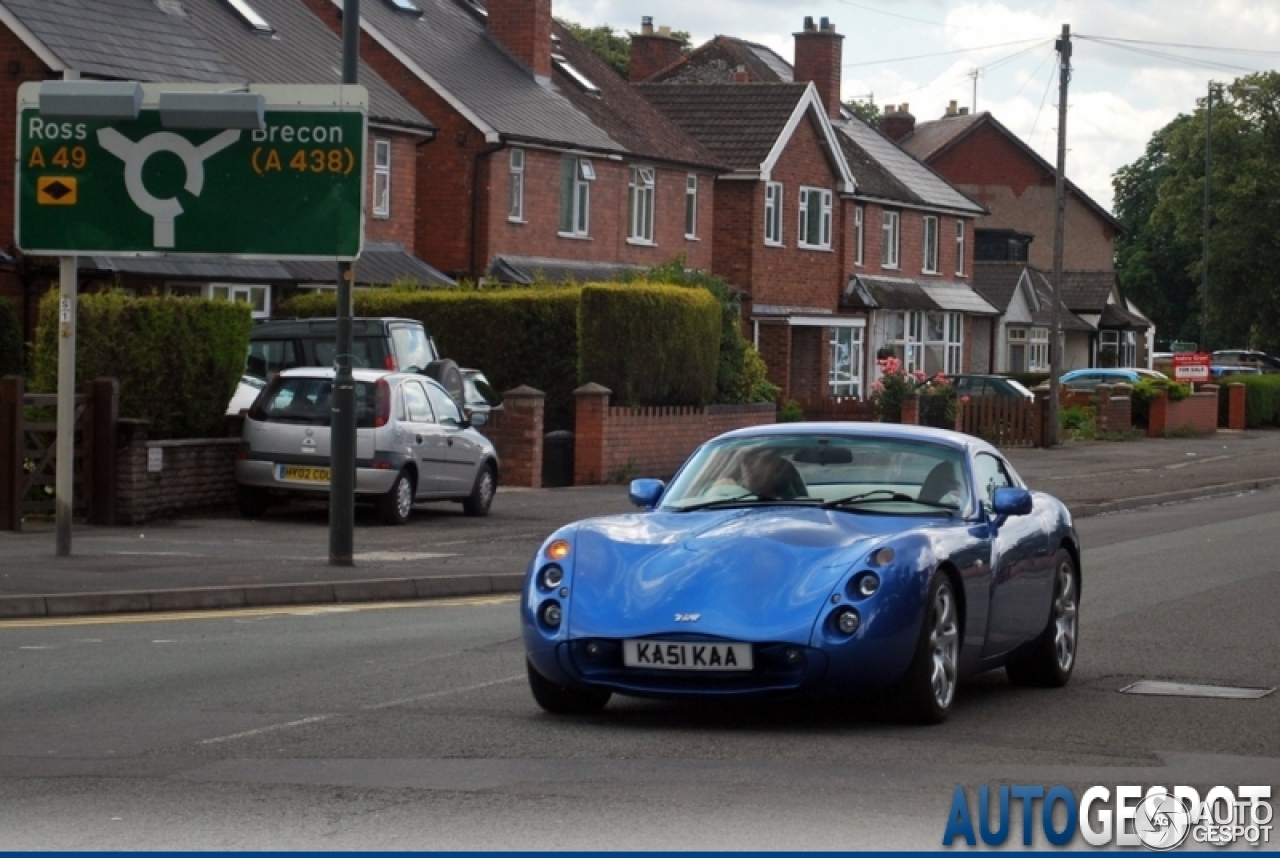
[38,80,143,120]
[159,91,265,130]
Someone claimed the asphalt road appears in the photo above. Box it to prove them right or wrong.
[0,490,1277,850]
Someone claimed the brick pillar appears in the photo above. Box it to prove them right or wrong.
[1228,382,1246,430]
[481,386,544,488]
[1148,389,1168,438]
[901,393,920,426]
[574,383,611,486]
[1112,383,1133,431]
[1095,383,1112,432]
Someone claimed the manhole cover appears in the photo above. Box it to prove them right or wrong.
[1120,680,1275,699]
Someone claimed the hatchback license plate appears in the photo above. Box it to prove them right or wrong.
[622,640,752,671]
[278,465,330,483]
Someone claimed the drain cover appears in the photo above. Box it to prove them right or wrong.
[1120,680,1275,699]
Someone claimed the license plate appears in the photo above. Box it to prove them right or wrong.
[622,639,753,671]
[277,465,330,483]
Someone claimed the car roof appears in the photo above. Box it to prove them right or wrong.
[711,420,990,456]
[250,317,425,337]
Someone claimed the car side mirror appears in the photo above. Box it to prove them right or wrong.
[991,486,1032,517]
[466,408,488,428]
[629,478,665,509]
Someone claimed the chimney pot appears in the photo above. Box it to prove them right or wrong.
[900,102,910,114]
[794,14,844,118]
[658,24,671,36]
[629,15,684,81]
[958,107,969,115]
[804,15,815,31]
[820,16,832,31]
[641,16,653,34]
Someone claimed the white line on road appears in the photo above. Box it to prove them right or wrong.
[198,715,333,745]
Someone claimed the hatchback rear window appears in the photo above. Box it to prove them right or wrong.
[255,377,383,428]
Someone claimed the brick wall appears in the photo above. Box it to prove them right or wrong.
[476,387,543,488]
[788,326,826,399]
[1149,388,1219,437]
[116,422,239,524]
[365,131,419,249]
[1092,383,1132,432]
[574,384,775,483]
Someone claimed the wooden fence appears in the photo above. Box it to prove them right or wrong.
[955,395,1041,447]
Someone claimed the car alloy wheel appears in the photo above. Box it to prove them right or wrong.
[463,465,496,517]
[1051,557,1078,673]
[929,581,959,710]
[378,470,415,526]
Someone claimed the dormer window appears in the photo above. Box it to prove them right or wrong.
[221,0,273,33]
[553,53,601,97]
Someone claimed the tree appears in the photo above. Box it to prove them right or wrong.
[1140,73,1280,351]
[1113,114,1201,347]
[556,19,691,79]
[842,98,880,125]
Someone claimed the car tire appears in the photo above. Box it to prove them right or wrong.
[378,469,415,526]
[237,486,270,519]
[424,359,465,407]
[526,659,611,715]
[462,463,497,517]
[893,570,961,725]
[1006,549,1079,688]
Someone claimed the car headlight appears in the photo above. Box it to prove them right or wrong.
[540,564,564,590]
[539,600,562,629]
[831,607,860,636]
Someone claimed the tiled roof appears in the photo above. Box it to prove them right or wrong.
[972,261,1026,313]
[550,22,721,169]
[647,35,792,85]
[0,0,433,133]
[1059,270,1118,312]
[836,118,984,215]
[843,275,998,315]
[487,255,646,285]
[1027,270,1095,331]
[635,83,809,171]
[344,0,621,154]
[284,242,454,287]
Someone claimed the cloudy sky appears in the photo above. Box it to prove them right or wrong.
[552,0,1280,214]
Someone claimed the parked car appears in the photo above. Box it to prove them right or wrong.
[1211,349,1280,372]
[226,374,266,416]
[244,317,466,405]
[235,368,499,524]
[1059,367,1167,391]
[461,368,503,418]
[950,374,1035,401]
[1210,364,1261,378]
[522,422,1080,724]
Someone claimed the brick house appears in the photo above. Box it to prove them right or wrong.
[299,0,723,286]
[637,16,995,400]
[0,0,448,339]
[974,262,1094,373]
[890,105,1154,367]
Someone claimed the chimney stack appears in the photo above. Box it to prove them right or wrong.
[880,103,916,141]
[487,0,553,82]
[794,14,844,119]
[958,107,969,116]
[945,100,958,117]
[629,16,685,82]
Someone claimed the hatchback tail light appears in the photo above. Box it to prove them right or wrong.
[384,354,397,370]
[375,377,392,427]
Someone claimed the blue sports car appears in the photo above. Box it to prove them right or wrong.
[522,423,1080,724]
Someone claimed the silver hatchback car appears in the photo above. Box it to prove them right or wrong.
[235,368,499,524]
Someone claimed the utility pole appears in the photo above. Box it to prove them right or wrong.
[969,68,982,114]
[1201,81,1216,352]
[329,0,360,566]
[1047,23,1070,447]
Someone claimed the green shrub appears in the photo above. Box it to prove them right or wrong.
[578,283,720,407]
[777,399,804,422]
[0,297,22,377]
[32,291,252,439]
[1130,376,1192,428]
[1059,404,1096,439]
[1218,374,1280,427]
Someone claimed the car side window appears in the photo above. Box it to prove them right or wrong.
[972,452,1014,510]
[391,325,435,372]
[424,379,464,426]
[402,381,435,424]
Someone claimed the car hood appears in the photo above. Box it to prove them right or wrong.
[566,507,904,643]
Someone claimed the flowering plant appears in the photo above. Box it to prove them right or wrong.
[870,356,956,428]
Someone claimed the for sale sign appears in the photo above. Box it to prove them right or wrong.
[1173,351,1211,382]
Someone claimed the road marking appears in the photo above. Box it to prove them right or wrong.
[0,595,517,630]
[196,674,524,745]
[1165,454,1232,470]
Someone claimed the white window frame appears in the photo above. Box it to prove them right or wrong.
[372,138,391,219]
[1007,326,1028,373]
[798,186,832,250]
[881,210,900,268]
[881,309,962,376]
[854,206,864,266]
[628,166,656,244]
[955,220,966,276]
[559,156,594,237]
[1029,327,1050,371]
[828,326,864,398]
[1099,329,1136,367]
[922,215,939,273]
[168,282,271,319]
[685,173,698,239]
[764,182,783,246]
[508,148,525,222]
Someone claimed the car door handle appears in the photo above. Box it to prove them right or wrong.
[415,435,423,444]
[447,438,454,446]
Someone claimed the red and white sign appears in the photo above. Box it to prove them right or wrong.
[1173,352,1211,382]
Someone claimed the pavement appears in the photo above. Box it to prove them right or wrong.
[4,428,1280,620]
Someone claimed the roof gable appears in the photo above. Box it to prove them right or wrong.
[646,35,791,85]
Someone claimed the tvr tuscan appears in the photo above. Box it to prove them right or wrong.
[522,422,1080,723]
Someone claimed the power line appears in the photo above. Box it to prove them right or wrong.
[831,0,992,32]
[841,37,1047,69]
[1076,34,1280,57]
[1077,37,1260,74]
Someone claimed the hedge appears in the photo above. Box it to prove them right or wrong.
[1218,374,1280,427]
[578,283,720,407]
[32,291,252,439]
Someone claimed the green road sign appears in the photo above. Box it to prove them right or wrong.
[15,83,366,259]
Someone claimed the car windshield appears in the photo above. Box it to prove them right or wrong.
[255,376,383,428]
[1004,378,1035,397]
[660,435,969,515]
